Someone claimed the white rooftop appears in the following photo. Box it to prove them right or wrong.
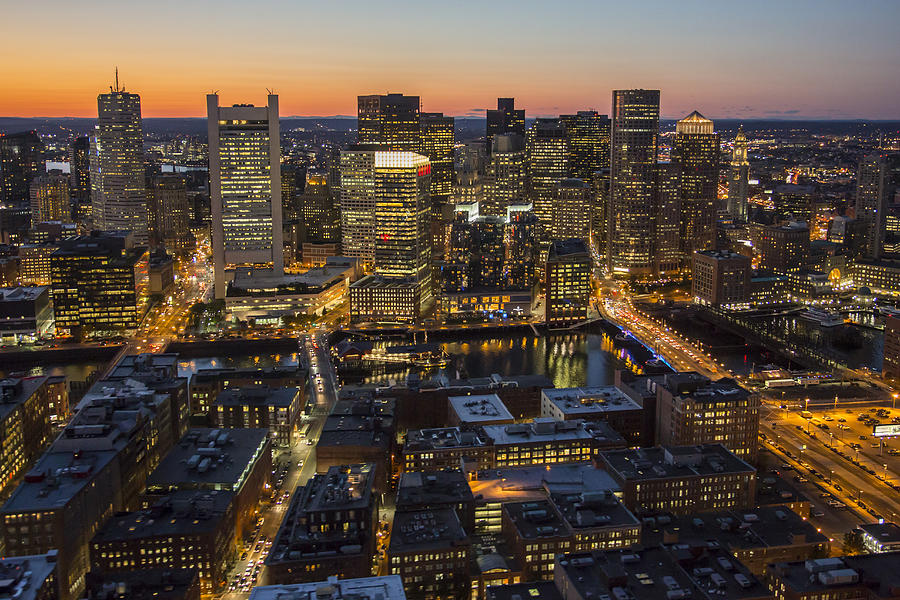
[449,394,513,423]
[542,386,641,414]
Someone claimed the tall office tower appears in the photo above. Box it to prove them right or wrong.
[504,207,539,289]
[545,238,591,326]
[608,89,660,278]
[672,111,719,259]
[280,164,303,221]
[486,98,526,153]
[442,212,473,292]
[560,111,611,179]
[348,151,434,322]
[357,93,422,151]
[592,169,611,257]
[207,94,284,299]
[552,178,592,241]
[90,82,148,243]
[147,173,190,250]
[69,136,91,219]
[526,119,568,231]
[484,133,527,216]
[300,172,340,243]
[856,153,893,258]
[30,170,71,225]
[420,112,455,254]
[340,150,378,264]
[654,162,683,277]
[0,131,45,206]
[727,127,749,220]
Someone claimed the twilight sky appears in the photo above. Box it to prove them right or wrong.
[3,0,899,120]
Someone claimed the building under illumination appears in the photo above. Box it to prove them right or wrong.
[90,86,148,243]
[147,173,191,251]
[420,112,455,245]
[608,89,660,278]
[484,133,527,217]
[552,178,592,242]
[560,111,610,179]
[727,127,750,220]
[0,131,44,206]
[29,170,70,225]
[672,111,719,259]
[348,150,433,323]
[357,94,421,152]
[207,94,284,299]
[692,249,751,308]
[545,238,591,327]
[526,119,569,232]
[486,98,526,153]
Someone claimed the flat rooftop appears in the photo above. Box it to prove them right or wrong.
[769,554,900,596]
[388,508,467,554]
[660,372,750,403]
[859,522,900,547]
[404,427,486,451]
[482,418,620,446]
[542,386,642,415]
[0,286,47,302]
[503,500,568,540]
[145,428,269,492]
[84,568,199,600]
[600,444,755,482]
[469,463,620,504]
[0,376,49,422]
[213,386,300,408]
[0,553,58,600]
[550,490,639,530]
[248,575,407,600]
[396,470,473,509]
[449,394,514,424]
[486,581,562,600]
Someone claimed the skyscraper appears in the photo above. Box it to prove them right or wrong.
[855,153,899,258]
[69,136,91,219]
[654,162,683,277]
[299,172,340,244]
[526,119,568,232]
[357,93,421,151]
[608,89,660,278]
[560,111,610,179]
[340,149,377,264]
[420,112,455,253]
[727,127,749,221]
[30,170,71,225]
[483,133,527,216]
[90,81,148,242]
[147,173,191,250]
[672,111,719,259]
[486,98,526,153]
[207,93,284,299]
[552,178,591,242]
[0,131,45,206]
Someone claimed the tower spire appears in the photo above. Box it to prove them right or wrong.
[115,66,119,92]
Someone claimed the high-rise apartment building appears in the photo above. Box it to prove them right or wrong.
[0,131,45,206]
[484,133,527,216]
[526,119,568,231]
[357,94,421,151]
[560,111,611,179]
[207,94,284,299]
[299,172,340,244]
[672,111,719,258]
[608,89,660,278]
[29,170,71,225]
[654,161,683,277]
[727,127,749,220]
[90,84,148,243]
[486,97,526,153]
[545,239,591,327]
[147,173,191,250]
[552,178,592,241]
[419,112,454,214]
[856,153,900,258]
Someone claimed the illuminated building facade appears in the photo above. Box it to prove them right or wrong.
[526,119,569,231]
[207,94,284,299]
[484,134,527,217]
[340,150,377,264]
[486,97,526,153]
[19,243,59,286]
[560,111,610,179]
[856,153,900,258]
[420,112,455,242]
[0,131,44,206]
[212,386,302,447]
[147,173,191,250]
[692,250,751,308]
[49,232,142,335]
[90,87,148,243]
[299,172,340,244]
[727,126,750,221]
[69,136,91,216]
[884,315,900,382]
[773,183,816,225]
[608,89,660,278]
[654,162,683,276]
[504,207,539,290]
[552,178,591,242]
[749,222,809,273]
[357,94,421,152]
[545,239,591,327]
[672,111,719,258]
[0,377,58,499]
[29,170,70,225]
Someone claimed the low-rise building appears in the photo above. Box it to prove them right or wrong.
[859,523,900,554]
[249,575,406,600]
[0,286,53,340]
[388,509,471,600]
[316,397,394,491]
[483,418,626,468]
[396,469,475,534]
[540,387,643,444]
[598,444,756,516]
[402,427,492,472]
[486,581,562,600]
[144,428,271,544]
[0,552,58,600]
[212,386,302,447]
[449,394,515,427]
[545,239,591,327]
[501,499,571,581]
[692,249,752,309]
[852,259,900,299]
[766,554,900,600]
[89,490,235,593]
[266,464,377,585]
[549,490,640,553]
[83,568,200,600]
[349,276,425,324]
[187,365,306,418]
[0,377,59,498]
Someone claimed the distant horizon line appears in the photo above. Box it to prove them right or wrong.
[2,114,900,123]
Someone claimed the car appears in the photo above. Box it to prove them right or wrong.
[838,417,846,422]
[811,509,825,518]
[859,435,868,440]
[834,483,843,491]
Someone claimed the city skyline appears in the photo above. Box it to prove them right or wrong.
[3,0,900,120]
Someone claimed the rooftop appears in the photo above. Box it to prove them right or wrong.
[600,445,756,482]
[248,575,406,600]
[485,581,562,600]
[859,522,900,549]
[549,490,640,531]
[659,373,750,403]
[769,554,900,596]
[449,394,514,424]
[0,286,47,302]
[404,427,486,452]
[548,239,589,260]
[84,568,199,600]
[542,386,642,415]
[213,385,300,408]
[482,418,624,447]
[503,500,568,540]
[388,508,468,554]
[92,490,233,542]
[0,553,57,600]
[0,376,50,422]
[469,463,620,504]
[396,470,474,510]
[145,428,269,492]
